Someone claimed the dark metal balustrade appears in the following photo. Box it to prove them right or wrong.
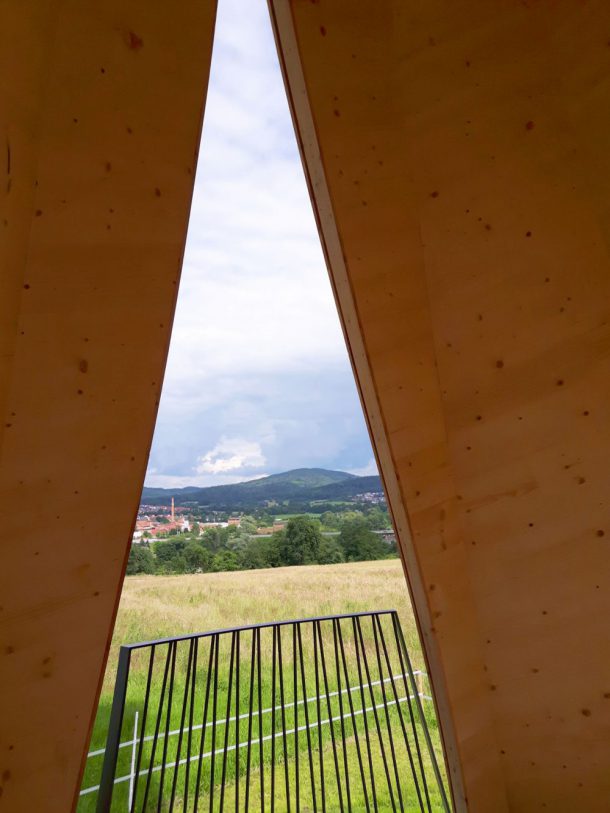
[94,610,451,811]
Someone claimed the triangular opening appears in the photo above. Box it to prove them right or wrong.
[79,2,451,809]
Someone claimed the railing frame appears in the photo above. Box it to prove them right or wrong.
[94,610,451,812]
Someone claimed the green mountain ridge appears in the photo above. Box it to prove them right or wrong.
[142,467,382,508]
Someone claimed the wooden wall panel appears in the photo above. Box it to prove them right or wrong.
[0,2,216,810]
[270,1,610,810]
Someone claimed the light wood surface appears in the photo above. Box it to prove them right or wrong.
[0,2,216,809]
[270,1,610,810]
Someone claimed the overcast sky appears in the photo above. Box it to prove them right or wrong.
[145,0,376,489]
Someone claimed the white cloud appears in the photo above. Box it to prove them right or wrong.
[145,472,268,490]
[348,458,379,477]
[161,0,346,391]
[195,437,266,475]
[145,0,374,487]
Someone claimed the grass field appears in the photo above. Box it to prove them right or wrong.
[79,561,450,811]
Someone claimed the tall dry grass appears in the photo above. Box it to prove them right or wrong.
[106,560,421,694]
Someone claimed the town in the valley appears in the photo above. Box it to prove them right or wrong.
[128,468,397,575]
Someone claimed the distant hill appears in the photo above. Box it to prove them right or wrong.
[312,475,382,500]
[141,467,382,509]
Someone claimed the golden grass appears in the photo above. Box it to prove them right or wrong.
[103,559,422,693]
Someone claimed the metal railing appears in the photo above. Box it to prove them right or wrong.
[93,611,451,811]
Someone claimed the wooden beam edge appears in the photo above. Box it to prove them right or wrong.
[266,2,467,809]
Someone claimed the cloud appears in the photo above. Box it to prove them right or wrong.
[348,459,379,477]
[196,437,266,475]
[145,0,375,487]
[145,472,268,490]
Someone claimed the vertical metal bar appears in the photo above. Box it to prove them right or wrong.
[235,629,240,813]
[354,616,397,812]
[245,629,257,813]
[349,618,379,813]
[335,619,370,812]
[331,625,351,801]
[128,710,139,812]
[292,624,300,813]
[209,634,220,813]
[370,616,405,810]
[296,623,317,813]
[374,614,425,811]
[130,645,156,813]
[271,625,277,813]
[219,631,236,811]
[391,623,430,809]
[391,613,434,812]
[315,621,344,813]
[169,638,195,809]
[141,643,172,812]
[194,635,216,813]
[256,628,265,813]
[312,620,326,813]
[392,612,451,812]
[97,647,131,812]
[184,637,199,812]
[276,625,291,813]
[158,640,178,812]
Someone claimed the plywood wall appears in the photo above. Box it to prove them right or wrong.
[0,2,216,809]
[270,1,610,810]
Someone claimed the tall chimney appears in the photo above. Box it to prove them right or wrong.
[171,497,175,522]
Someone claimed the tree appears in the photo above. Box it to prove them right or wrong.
[239,516,258,535]
[239,534,282,570]
[366,507,391,530]
[184,542,211,573]
[339,517,386,562]
[279,516,322,566]
[265,532,283,568]
[126,544,155,575]
[320,511,340,529]
[340,510,365,523]
[171,555,188,574]
[153,538,187,573]
[212,550,240,572]
[255,511,274,527]
[201,526,227,552]
[317,536,345,565]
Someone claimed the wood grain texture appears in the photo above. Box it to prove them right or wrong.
[270,1,610,810]
[0,2,216,809]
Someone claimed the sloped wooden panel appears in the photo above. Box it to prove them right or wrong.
[270,1,610,810]
[0,2,216,809]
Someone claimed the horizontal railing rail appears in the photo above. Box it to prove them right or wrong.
[89,610,451,812]
[116,609,399,651]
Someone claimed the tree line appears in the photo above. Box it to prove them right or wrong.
[127,514,396,576]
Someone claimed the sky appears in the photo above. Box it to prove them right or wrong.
[145,0,376,489]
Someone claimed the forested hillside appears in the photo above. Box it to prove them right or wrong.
[142,467,382,508]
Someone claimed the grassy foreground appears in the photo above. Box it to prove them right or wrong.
[79,561,448,811]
